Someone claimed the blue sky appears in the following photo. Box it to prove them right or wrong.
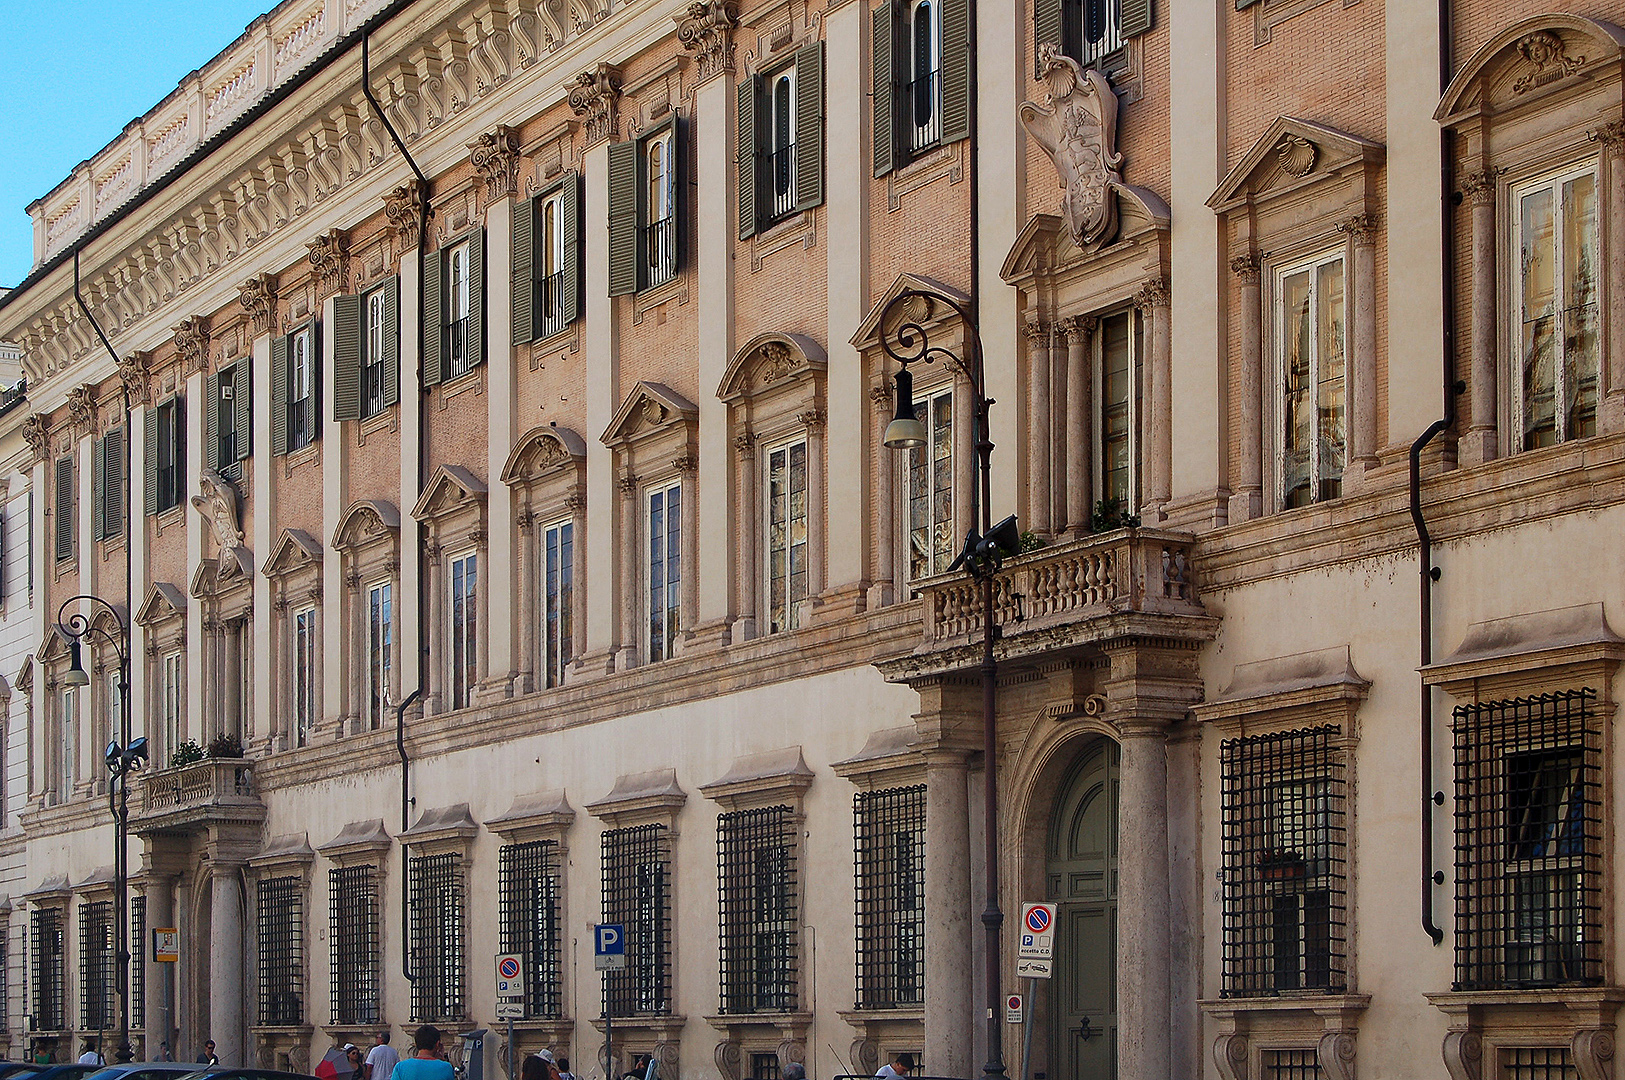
[0,1,272,289]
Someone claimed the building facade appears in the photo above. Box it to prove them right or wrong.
[0,0,1623,1077]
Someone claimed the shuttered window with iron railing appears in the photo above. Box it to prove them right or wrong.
[144,396,185,516]
[92,428,123,542]
[1034,0,1150,76]
[31,906,63,1031]
[410,852,464,1024]
[272,322,320,455]
[872,0,969,176]
[1453,689,1602,991]
[332,281,400,423]
[608,121,684,296]
[257,875,304,1025]
[499,840,562,1019]
[718,805,798,1015]
[513,177,582,345]
[79,900,115,1031]
[329,865,379,1025]
[602,823,671,1016]
[738,44,824,238]
[205,362,251,481]
[1220,726,1348,998]
[854,785,926,1008]
[424,234,485,388]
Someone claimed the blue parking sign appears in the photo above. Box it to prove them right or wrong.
[595,923,626,970]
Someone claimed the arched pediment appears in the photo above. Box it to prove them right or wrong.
[717,334,828,403]
[1437,15,1625,122]
[333,500,402,552]
[601,382,698,448]
[263,529,323,578]
[1207,117,1384,212]
[89,605,128,641]
[135,582,187,627]
[501,426,588,484]
[851,273,971,351]
[411,464,488,523]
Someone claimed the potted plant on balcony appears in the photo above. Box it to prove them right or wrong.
[1090,497,1141,532]
[207,732,245,759]
[169,739,204,769]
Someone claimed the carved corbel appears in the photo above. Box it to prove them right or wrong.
[713,1040,741,1080]
[1440,1031,1482,1080]
[386,181,428,249]
[173,315,210,376]
[237,273,278,336]
[22,413,50,463]
[1318,1031,1357,1080]
[1213,1032,1248,1080]
[117,350,151,406]
[676,1,740,84]
[307,229,350,299]
[1020,42,1123,250]
[569,63,622,145]
[468,125,521,200]
[1572,1028,1615,1080]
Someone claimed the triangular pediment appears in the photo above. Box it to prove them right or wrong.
[1208,117,1385,211]
[601,382,698,447]
[134,582,187,627]
[14,659,31,695]
[851,274,971,351]
[263,529,323,578]
[1002,185,1171,285]
[192,550,253,597]
[501,426,588,484]
[1438,15,1625,121]
[333,500,401,551]
[411,464,488,523]
[35,627,69,665]
[718,333,828,403]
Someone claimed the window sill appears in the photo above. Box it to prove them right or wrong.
[356,406,397,445]
[283,439,321,475]
[438,364,484,405]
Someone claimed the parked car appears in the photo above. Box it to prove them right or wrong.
[181,1071,319,1080]
[85,1063,223,1080]
[30,1065,104,1080]
[0,1065,44,1080]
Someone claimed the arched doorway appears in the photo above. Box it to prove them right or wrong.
[1046,738,1119,1080]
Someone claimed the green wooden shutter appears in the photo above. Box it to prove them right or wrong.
[333,293,362,421]
[102,429,123,538]
[941,0,971,144]
[607,139,639,296]
[383,277,401,407]
[204,372,220,473]
[235,361,251,462]
[561,173,583,326]
[1035,0,1063,69]
[271,333,289,456]
[738,76,761,240]
[872,2,898,177]
[423,250,445,386]
[1120,0,1153,38]
[92,438,104,541]
[174,395,185,498]
[672,117,686,274]
[795,42,825,211]
[54,456,72,561]
[468,228,486,369]
[512,195,535,346]
[144,409,160,514]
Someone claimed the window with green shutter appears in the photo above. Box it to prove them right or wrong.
[516,177,583,342]
[93,430,122,542]
[874,0,970,174]
[205,363,248,481]
[740,43,826,239]
[426,233,486,384]
[608,120,683,295]
[53,456,73,562]
[337,280,400,420]
[274,322,319,454]
[146,396,184,515]
[1035,0,1149,75]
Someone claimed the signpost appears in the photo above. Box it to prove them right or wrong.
[152,928,178,963]
[1016,903,1058,1080]
[494,955,525,1080]
[596,925,626,1077]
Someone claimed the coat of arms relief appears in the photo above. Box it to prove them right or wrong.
[1020,43,1124,250]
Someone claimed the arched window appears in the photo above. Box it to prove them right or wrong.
[908,0,940,150]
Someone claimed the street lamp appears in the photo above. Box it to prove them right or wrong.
[58,595,142,1064]
[879,288,1019,1080]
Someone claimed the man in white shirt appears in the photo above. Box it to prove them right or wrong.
[76,1040,104,1066]
[365,1030,400,1080]
[875,1054,913,1080]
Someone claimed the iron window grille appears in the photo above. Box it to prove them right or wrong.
[257,875,304,1025]
[718,805,798,1015]
[750,1054,782,1080]
[79,900,115,1031]
[853,785,927,1008]
[499,840,562,1019]
[1505,1047,1580,1080]
[31,907,63,1031]
[1452,689,1602,991]
[329,865,380,1025]
[1219,726,1348,997]
[538,271,568,340]
[601,823,671,1016]
[130,894,145,1030]
[1260,1049,1320,1080]
[410,853,465,1024]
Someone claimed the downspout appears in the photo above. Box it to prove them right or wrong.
[360,31,433,984]
[1413,0,1461,947]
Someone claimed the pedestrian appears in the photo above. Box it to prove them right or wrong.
[365,1032,400,1080]
[391,1026,453,1080]
[621,1055,647,1080]
[875,1054,913,1080]
[198,1040,220,1067]
[31,1040,49,1065]
[535,1050,562,1080]
[520,1057,549,1080]
[783,1066,806,1080]
[76,1039,104,1066]
[345,1044,365,1080]
[156,1043,174,1063]
[556,1057,574,1080]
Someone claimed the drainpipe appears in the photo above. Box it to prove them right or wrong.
[1413,0,1462,947]
[395,686,422,981]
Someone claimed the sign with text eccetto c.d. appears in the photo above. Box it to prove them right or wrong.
[495,953,524,995]
[153,928,179,963]
[1018,903,1057,959]
[594,924,626,971]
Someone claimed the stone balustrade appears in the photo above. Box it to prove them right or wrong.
[137,757,260,826]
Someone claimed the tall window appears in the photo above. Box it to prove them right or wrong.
[449,553,478,710]
[215,366,240,471]
[1515,167,1599,451]
[161,652,182,762]
[409,852,464,1023]
[1452,689,1601,990]
[293,607,316,747]
[363,286,389,419]
[78,899,114,1031]
[1277,254,1346,508]
[365,583,391,731]
[718,806,798,1014]
[130,894,145,1029]
[602,823,671,1016]
[289,325,315,452]
[767,69,797,223]
[766,440,808,632]
[646,483,681,663]
[54,456,73,562]
[1062,0,1124,66]
[155,397,183,512]
[907,386,953,581]
[448,241,473,380]
[907,0,942,151]
[542,520,573,688]
[539,191,568,338]
[257,876,304,1024]
[1097,309,1142,512]
[499,840,562,1018]
[1219,727,1348,997]
[329,864,380,1024]
[30,907,63,1031]
[644,130,677,288]
[854,786,926,1008]
[59,686,77,796]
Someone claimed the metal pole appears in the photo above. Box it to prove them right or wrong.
[117,658,132,1062]
[1018,977,1035,1080]
[975,338,1005,1080]
[505,1018,513,1080]
[602,975,613,1080]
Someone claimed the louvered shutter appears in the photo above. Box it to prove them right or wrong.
[607,139,639,297]
[512,196,536,345]
[333,293,362,421]
[102,429,123,539]
[144,409,159,514]
[204,372,220,473]
[872,2,898,176]
[795,42,825,211]
[1034,0,1063,69]
[234,361,251,461]
[467,228,486,369]
[92,439,104,541]
[423,251,445,385]
[671,118,686,274]
[174,396,185,500]
[561,173,583,327]
[738,76,761,240]
[271,333,289,456]
[1120,0,1153,38]
[940,0,971,144]
[53,456,72,561]
[383,277,400,407]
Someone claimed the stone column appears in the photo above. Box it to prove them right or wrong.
[1048,329,1068,533]
[144,876,175,1059]
[207,864,244,1065]
[802,410,827,599]
[199,619,218,742]
[274,600,291,746]
[517,509,537,694]
[1342,215,1380,473]
[1064,317,1093,537]
[617,475,640,669]
[1116,717,1170,1080]
[676,457,699,641]
[224,620,242,740]
[346,571,364,731]
[923,750,972,1079]
[1139,280,1173,516]
[1594,122,1625,433]
[1229,255,1263,521]
[568,492,588,666]
[1461,169,1498,466]
[1024,318,1052,538]
[953,370,976,541]
[867,387,896,608]
[425,542,444,714]
[734,433,758,640]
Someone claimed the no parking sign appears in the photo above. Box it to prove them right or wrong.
[1018,902,1056,959]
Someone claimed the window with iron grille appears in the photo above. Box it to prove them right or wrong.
[0,930,9,1030]
[329,865,380,1025]
[1219,726,1348,997]
[749,1054,781,1080]
[853,785,926,1008]
[717,805,797,1015]
[1260,1049,1321,1080]
[499,840,561,1018]
[257,876,304,1025]
[410,853,464,1023]
[1452,689,1601,991]
[602,823,670,1016]
[79,900,115,1030]
[31,907,63,1031]
[1505,1047,1579,1080]
[130,894,144,1029]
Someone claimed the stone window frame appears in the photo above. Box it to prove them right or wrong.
[14,660,32,810]
[601,383,699,668]
[500,426,588,693]
[136,584,187,768]
[1193,645,1372,1080]
[316,819,391,1039]
[717,334,829,641]
[400,804,478,1027]
[332,501,402,735]
[1208,116,1385,522]
[487,789,576,1052]
[190,529,253,751]
[24,876,70,1038]
[1421,602,1625,1078]
[246,832,316,1061]
[410,465,490,716]
[262,530,324,751]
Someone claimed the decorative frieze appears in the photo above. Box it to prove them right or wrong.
[237,273,278,336]
[468,126,522,200]
[676,1,740,84]
[385,180,428,248]
[1020,43,1123,250]
[173,315,210,376]
[307,228,349,298]
[569,64,622,145]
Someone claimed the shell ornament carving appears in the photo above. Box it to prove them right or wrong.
[1020,42,1123,250]
[1275,134,1316,178]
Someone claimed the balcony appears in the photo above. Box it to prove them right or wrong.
[133,757,265,833]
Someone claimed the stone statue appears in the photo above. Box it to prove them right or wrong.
[1020,42,1124,250]
[192,469,245,575]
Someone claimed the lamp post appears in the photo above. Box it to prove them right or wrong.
[879,288,1019,1080]
[58,595,144,1064]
